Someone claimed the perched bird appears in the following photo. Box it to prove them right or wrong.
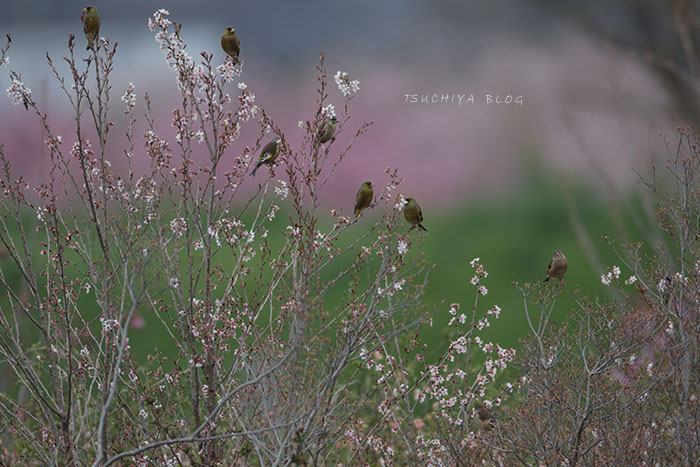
[319,116,338,144]
[475,403,495,431]
[251,137,282,176]
[221,27,240,64]
[81,6,101,51]
[403,198,427,232]
[353,182,373,217]
[544,250,568,282]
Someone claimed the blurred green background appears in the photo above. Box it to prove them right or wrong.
[0,155,658,372]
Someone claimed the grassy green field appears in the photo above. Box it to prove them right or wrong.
[128,176,652,362]
[0,171,657,373]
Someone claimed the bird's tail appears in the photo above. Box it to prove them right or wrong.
[251,163,260,176]
[354,209,360,218]
[418,223,428,232]
[543,276,550,282]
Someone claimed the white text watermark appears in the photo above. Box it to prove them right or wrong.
[404,93,524,107]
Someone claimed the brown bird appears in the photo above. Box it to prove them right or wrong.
[475,403,495,431]
[544,250,567,282]
[353,181,373,217]
[403,198,427,232]
[221,26,240,64]
[81,6,101,51]
[319,116,337,144]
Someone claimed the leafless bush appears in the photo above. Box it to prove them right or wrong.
[487,129,700,466]
[0,10,440,466]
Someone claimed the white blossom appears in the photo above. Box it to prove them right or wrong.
[334,71,360,97]
[397,240,408,255]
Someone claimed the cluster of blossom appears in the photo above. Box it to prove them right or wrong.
[358,261,518,464]
[219,114,242,150]
[170,217,187,238]
[110,175,158,219]
[321,104,336,119]
[365,434,396,464]
[397,239,409,256]
[237,83,258,122]
[266,204,279,221]
[334,70,360,97]
[226,151,252,181]
[469,258,488,296]
[76,346,96,378]
[216,56,242,84]
[212,216,246,245]
[424,286,514,427]
[313,230,334,254]
[672,272,689,284]
[600,265,621,285]
[100,316,121,335]
[372,167,405,207]
[6,76,31,107]
[172,108,197,144]
[70,139,94,160]
[148,10,195,95]
[395,194,407,211]
[376,278,406,299]
[274,179,289,199]
[121,82,136,113]
[414,433,448,466]
[144,129,172,169]
[447,303,467,328]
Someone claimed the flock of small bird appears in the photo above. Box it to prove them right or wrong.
[80,6,566,281]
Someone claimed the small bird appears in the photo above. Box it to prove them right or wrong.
[319,116,338,144]
[544,250,568,282]
[251,137,282,176]
[403,198,427,232]
[81,6,101,51]
[353,182,373,217]
[475,403,495,431]
[221,27,240,64]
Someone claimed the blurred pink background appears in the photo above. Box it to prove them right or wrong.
[0,1,680,212]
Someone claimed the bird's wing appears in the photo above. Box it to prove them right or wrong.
[354,188,363,211]
[417,204,424,222]
[259,141,277,160]
[546,258,553,273]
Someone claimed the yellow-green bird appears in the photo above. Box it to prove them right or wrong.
[251,137,281,176]
[319,116,338,144]
[544,250,567,282]
[403,198,427,232]
[221,27,240,64]
[81,6,100,51]
[353,181,373,217]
